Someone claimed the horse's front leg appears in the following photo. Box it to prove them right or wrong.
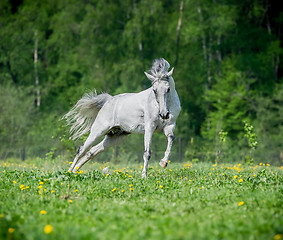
[142,126,154,178]
[159,124,176,168]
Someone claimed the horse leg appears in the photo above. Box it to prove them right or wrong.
[159,124,175,168]
[142,126,154,178]
[73,134,128,172]
[69,121,111,172]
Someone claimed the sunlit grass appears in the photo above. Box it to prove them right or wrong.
[0,158,282,240]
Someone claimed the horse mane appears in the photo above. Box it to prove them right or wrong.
[149,58,170,79]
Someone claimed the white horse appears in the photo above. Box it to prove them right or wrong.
[63,58,181,177]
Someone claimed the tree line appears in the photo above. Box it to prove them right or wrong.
[0,0,282,164]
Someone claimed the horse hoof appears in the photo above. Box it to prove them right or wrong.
[159,160,168,168]
[141,172,147,178]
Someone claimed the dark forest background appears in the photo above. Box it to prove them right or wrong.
[0,0,282,165]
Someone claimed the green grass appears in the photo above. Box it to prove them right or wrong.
[0,159,282,240]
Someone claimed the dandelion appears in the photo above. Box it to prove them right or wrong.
[60,183,63,185]
[112,188,117,192]
[20,184,24,189]
[259,163,262,166]
[8,228,15,233]
[121,189,125,193]
[69,199,72,203]
[40,210,47,215]
[51,190,55,193]
[274,234,282,240]
[38,186,43,189]
[200,186,204,190]
[74,189,78,192]
[169,169,172,172]
[238,179,243,183]
[44,225,53,234]
[267,164,270,167]
[69,161,73,164]
[26,186,30,189]
[238,201,244,206]
[78,170,83,174]
[129,184,133,187]
[233,175,238,179]
[159,185,163,189]
[39,181,44,185]
[0,214,4,218]
[68,170,71,173]
[38,191,42,195]
[76,166,79,170]
[13,181,17,184]
[129,188,134,191]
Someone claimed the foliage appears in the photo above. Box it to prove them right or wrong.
[0,0,282,164]
[0,159,282,240]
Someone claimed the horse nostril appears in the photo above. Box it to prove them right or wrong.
[159,113,170,119]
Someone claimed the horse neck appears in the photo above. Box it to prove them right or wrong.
[169,77,176,94]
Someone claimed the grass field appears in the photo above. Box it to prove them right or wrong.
[0,159,282,240]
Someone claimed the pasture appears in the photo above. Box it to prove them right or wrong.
[0,159,282,240]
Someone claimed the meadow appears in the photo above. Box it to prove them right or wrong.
[0,158,282,240]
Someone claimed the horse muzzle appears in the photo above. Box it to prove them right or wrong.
[159,112,170,120]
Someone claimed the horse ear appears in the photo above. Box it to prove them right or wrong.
[167,67,174,77]
[144,72,156,82]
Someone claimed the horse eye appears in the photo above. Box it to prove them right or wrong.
[153,89,157,94]
[167,88,170,93]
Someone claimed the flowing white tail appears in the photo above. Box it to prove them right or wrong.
[62,91,112,140]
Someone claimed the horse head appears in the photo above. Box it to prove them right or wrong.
[144,58,174,120]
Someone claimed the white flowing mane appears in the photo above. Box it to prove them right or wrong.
[148,58,170,80]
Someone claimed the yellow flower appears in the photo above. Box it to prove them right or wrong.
[68,170,71,173]
[8,228,15,233]
[38,186,43,189]
[26,186,30,189]
[274,234,282,240]
[0,214,4,218]
[238,179,243,183]
[78,170,83,174]
[169,169,172,172]
[20,184,25,189]
[38,190,42,195]
[159,185,163,189]
[238,201,244,206]
[112,188,117,192]
[13,181,17,184]
[69,199,72,203]
[60,183,63,185]
[76,166,79,170]
[51,190,55,193]
[200,186,204,190]
[129,184,133,187]
[40,210,47,215]
[74,189,78,192]
[233,175,238,179]
[121,189,125,193]
[168,160,171,163]
[69,161,73,164]
[44,225,53,234]
[259,163,262,166]
[129,188,134,191]
[39,181,44,185]
[267,164,270,167]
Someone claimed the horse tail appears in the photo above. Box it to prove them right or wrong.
[62,90,112,140]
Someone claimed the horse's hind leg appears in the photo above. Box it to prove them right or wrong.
[73,134,128,172]
[69,121,111,172]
